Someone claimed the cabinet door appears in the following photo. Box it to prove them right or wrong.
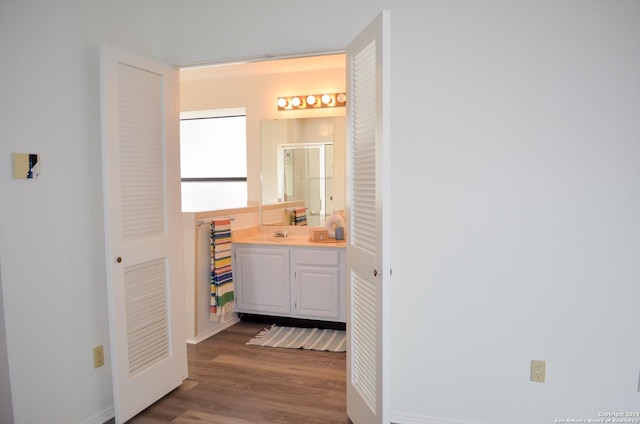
[295,265,341,321]
[234,246,290,316]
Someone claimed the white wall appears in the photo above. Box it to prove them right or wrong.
[0,259,14,423]
[387,1,640,423]
[0,1,160,423]
[1,1,638,423]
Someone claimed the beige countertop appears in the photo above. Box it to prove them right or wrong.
[232,226,346,248]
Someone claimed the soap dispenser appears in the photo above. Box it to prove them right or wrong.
[335,222,344,241]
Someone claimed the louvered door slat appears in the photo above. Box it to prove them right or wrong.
[118,63,167,242]
[124,258,169,376]
[351,271,377,411]
[351,39,377,256]
[117,62,172,378]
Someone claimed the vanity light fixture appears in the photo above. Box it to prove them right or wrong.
[277,92,346,111]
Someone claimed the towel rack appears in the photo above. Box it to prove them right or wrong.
[198,216,235,227]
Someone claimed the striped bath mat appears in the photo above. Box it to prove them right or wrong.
[247,325,346,352]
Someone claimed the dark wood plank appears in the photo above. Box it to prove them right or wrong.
[128,321,350,424]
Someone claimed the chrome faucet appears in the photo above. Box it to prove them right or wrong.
[273,230,288,238]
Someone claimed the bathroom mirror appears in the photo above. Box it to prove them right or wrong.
[261,116,345,226]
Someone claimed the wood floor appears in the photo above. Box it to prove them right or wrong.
[129,320,351,424]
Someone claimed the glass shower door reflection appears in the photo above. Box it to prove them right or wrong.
[280,143,333,227]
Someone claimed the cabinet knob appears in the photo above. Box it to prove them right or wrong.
[373,269,378,277]
[116,256,122,263]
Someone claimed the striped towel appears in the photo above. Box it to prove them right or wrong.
[210,218,234,321]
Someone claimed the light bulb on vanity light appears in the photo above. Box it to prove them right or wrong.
[291,96,301,107]
[306,95,317,105]
[277,97,288,108]
[337,93,346,104]
[321,94,332,105]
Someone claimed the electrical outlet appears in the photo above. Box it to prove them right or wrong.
[531,359,546,383]
[93,345,105,369]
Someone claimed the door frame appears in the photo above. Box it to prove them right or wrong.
[173,38,388,423]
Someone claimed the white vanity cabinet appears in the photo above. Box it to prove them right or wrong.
[292,248,344,321]
[234,246,291,316]
[234,244,345,323]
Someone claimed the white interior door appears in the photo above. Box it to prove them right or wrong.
[346,11,391,424]
[100,44,187,423]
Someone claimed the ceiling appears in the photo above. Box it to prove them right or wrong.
[180,53,346,82]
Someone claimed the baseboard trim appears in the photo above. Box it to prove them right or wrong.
[390,411,487,424]
[187,315,240,344]
[82,406,114,424]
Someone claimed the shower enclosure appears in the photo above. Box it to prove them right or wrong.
[278,142,334,226]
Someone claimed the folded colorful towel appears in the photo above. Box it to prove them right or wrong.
[293,207,307,226]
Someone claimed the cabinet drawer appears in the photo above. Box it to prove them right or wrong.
[295,249,340,266]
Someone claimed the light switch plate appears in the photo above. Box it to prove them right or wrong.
[13,153,40,179]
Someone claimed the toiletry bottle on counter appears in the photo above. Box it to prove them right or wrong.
[325,210,346,238]
[335,223,344,241]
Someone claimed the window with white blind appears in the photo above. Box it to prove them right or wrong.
[179,109,247,211]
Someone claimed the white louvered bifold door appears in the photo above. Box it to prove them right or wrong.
[346,11,391,424]
[101,44,187,424]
